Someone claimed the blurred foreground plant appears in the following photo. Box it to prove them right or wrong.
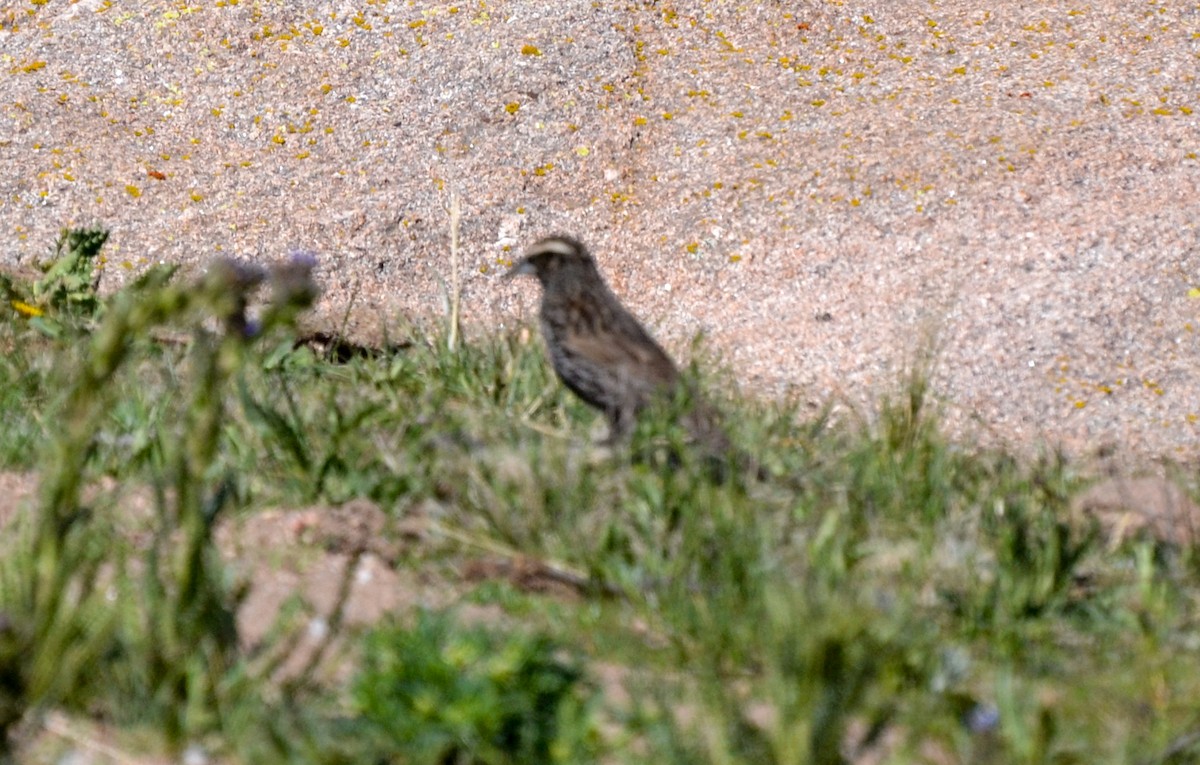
[353,609,598,765]
[0,231,318,755]
[0,227,109,338]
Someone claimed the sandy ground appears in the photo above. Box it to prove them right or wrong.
[1,1,1198,463]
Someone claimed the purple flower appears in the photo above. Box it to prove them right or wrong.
[965,704,1000,734]
[287,250,318,269]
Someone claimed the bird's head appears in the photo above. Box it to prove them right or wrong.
[505,235,597,288]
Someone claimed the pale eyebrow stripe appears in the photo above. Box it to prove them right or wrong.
[526,238,577,258]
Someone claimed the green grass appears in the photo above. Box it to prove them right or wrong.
[0,229,1197,763]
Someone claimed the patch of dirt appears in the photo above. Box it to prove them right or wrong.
[1073,475,1200,547]
[221,499,486,681]
[0,471,37,527]
[221,497,599,683]
[15,711,176,765]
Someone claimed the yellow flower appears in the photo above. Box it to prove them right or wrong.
[11,300,44,318]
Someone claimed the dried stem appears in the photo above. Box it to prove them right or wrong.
[447,192,462,352]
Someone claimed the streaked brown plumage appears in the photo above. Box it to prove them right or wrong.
[506,235,729,454]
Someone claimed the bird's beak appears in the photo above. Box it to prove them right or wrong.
[503,257,535,280]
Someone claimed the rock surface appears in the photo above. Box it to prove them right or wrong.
[1,1,1197,460]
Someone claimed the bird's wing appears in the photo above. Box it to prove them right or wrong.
[560,327,680,387]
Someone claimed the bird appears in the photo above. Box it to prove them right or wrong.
[505,235,733,459]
